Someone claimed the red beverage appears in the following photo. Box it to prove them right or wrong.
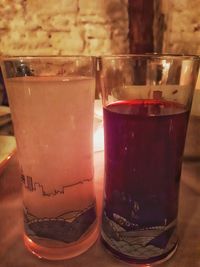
[101,100,189,264]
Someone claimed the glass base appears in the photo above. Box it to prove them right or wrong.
[101,237,178,265]
[24,224,98,260]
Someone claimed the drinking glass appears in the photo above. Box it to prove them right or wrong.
[1,56,98,260]
[99,54,199,264]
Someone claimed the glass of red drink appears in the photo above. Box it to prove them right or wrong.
[99,55,199,264]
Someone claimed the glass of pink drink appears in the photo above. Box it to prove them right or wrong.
[99,55,199,264]
[1,56,98,260]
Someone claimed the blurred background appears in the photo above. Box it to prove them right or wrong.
[0,0,199,56]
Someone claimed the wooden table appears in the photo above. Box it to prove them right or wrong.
[0,152,200,267]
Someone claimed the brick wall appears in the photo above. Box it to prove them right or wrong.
[160,0,200,54]
[154,0,200,89]
[0,1,199,56]
[0,0,129,56]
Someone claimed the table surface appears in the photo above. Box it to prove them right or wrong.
[0,152,200,267]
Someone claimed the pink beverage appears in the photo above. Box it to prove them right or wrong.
[6,76,98,259]
[101,100,189,264]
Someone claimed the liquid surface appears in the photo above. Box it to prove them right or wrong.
[101,99,189,263]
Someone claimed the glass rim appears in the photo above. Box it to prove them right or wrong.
[1,55,96,62]
[99,53,200,61]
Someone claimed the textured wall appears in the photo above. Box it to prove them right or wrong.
[161,0,200,54]
[0,0,199,55]
[0,0,129,56]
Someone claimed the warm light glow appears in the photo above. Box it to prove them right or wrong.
[93,123,104,152]
[93,99,104,152]
[161,59,170,84]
